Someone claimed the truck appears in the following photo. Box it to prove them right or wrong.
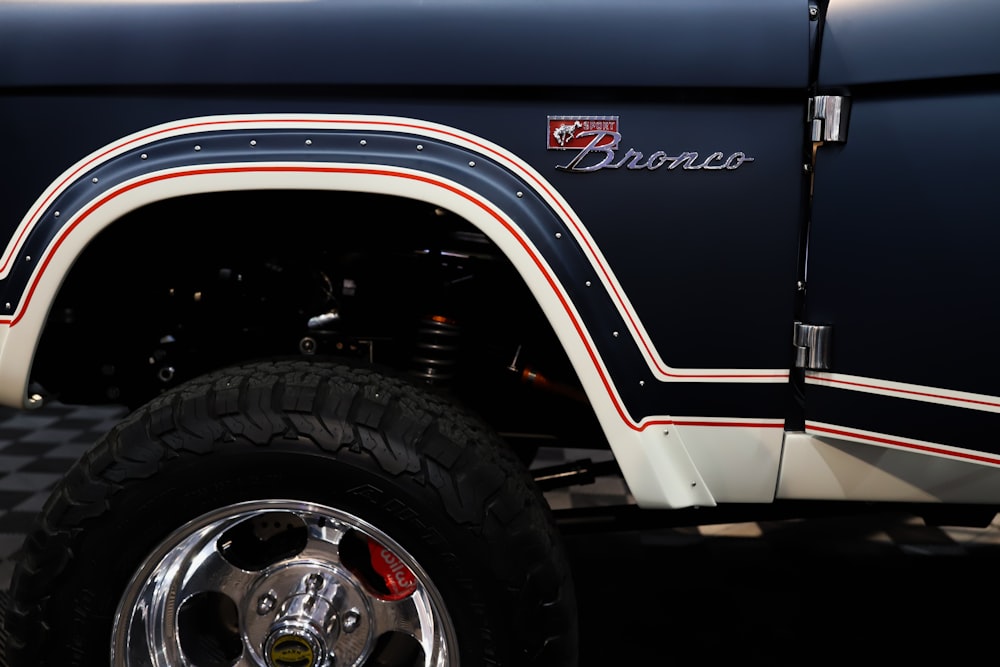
[1,0,998,665]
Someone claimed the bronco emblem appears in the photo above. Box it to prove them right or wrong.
[548,116,754,173]
[552,120,580,146]
[557,130,755,173]
[547,115,619,150]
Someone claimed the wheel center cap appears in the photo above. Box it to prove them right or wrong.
[266,630,321,667]
[261,570,340,667]
[246,560,375,667]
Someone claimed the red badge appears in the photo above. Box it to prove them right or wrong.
[547,116,619,150]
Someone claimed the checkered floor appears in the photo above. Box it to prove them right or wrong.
[2,401,1000,665]
[0,403,129,589]
[3,400,1000,588]
[0,401,634,591]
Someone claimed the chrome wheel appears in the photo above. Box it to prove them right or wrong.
[10,362,577,666]
[112,500,457,667]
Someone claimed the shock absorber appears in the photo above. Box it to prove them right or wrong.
[410,314,461,385]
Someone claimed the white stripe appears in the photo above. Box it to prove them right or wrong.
[0,160,788,508]
[805,371,1000,414]
[778,430,1000,503]
[0,114,787,382]
[805,420,1000,467]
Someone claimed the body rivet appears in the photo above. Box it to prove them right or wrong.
[612,331,619,337]
[516,191,524,198]
[360,140,367,146]
[305,139,312,146]
[194,145,201,152]
[140,153,148,160]
[585,281,592,287]
[416,144,424,151]
[92,177,99,183]
[555,232,562,239]
[250,140,257,146]
[639,380,645,387]
[468,161,476,167]
[54,211,60,218]
[24,256,31,262]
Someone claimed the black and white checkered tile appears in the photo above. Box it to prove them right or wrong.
[3,401,1000,665]
[0,402,635,590]
[2,401,1000,591]
[0,403,128,589]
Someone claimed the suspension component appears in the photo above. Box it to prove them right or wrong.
[365,537,418,601]
[411,314,461,385]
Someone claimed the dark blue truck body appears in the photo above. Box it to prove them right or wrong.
[1,1,998,665]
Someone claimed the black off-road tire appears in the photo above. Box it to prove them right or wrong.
[5,360,578,666]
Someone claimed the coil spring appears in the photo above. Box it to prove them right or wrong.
[411,315,460,385]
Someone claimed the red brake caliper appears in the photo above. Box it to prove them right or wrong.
[365,538,418,601]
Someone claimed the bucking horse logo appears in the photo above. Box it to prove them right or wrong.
[552,121,582,147]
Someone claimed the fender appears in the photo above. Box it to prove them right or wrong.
[0,114,791,508]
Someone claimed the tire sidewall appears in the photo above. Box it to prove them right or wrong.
[60,442,508,665]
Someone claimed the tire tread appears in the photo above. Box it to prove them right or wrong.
[6,360,577,666]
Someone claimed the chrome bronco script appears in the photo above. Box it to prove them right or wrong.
[555,130,755,173]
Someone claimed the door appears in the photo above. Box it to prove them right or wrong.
[795,0,1000,501]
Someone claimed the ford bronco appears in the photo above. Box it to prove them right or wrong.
[1,0,998,665]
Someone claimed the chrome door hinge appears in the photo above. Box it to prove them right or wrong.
[793,322,832,370]
[809,95,851,143]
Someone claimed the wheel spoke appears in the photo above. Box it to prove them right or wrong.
[230,653,257,667]
[178,542,259,604]
[297,525,345,565]
[121,524,257,666]
[113,501,458,667]
[370,591,445,665]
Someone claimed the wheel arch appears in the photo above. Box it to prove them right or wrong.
[0,116,580,402]
[0,114,716,509]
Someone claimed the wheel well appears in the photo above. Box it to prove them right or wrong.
[31,189,605,449]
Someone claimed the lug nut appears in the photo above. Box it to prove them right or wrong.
[306,573,324,591]
[342,610,361,634]
[257,591,277,615]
